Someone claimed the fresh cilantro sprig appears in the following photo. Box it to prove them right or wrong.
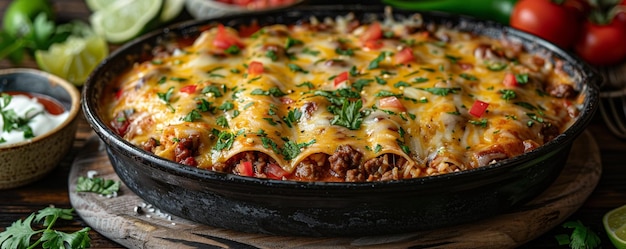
[555,220,601,249]
[76,176,120,196]
[0,207,91,249]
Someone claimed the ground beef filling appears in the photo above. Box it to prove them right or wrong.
[207,145,413,182]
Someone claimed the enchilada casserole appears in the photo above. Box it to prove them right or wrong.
[104,13,583,182]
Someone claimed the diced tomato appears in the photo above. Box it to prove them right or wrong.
[394,47,415,64]
[364,40,383,50]
[360,22,383,44]
[503,73,518,88]
[213,24,244,50]
[469,100,489,118]
[378,96,406,112]
[248,61,264,75]
[236,161,254,177]
[334,71,349,86]
[180,85,197,94]
[266,163,289,180]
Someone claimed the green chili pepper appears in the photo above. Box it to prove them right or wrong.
[382,0,517,25]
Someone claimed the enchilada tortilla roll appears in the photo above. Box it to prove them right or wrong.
[217,76,291,172]
[290,96,351,176]
[360,110,416,180]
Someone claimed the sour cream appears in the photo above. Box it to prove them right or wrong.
[0,94,69,145]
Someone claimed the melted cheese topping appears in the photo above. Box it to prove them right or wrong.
[104,14,582,181]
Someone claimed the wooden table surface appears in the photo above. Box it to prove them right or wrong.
[1,0,625,248]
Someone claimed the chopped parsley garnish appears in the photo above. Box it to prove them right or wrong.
[261,137,279,153]
[500,89,517,100]
[375,76,387,85]
[353,79,373,91]
[202,85,223,97]
[485,61,508,71]
[515,102,537,111]
[297,81,314,89]
[330,99,364,130]
[335,47,354,56]
[469,118,488,127]
[250,87,286,97]
[285,37,303,50]
[349,66,361,77]
[375,90,402,98]
[281,139,316,160]
[157,76,167,84]
[515,73,529,84]
[196,99,216,113]
[283,108,302,128]
[214,131,235,150]
[265,50,278,61]
[225,45,241,55]
[368,51,391,70]
[459,73,478,81]
[301,47,320,56]
[394,81,411,88]
[182,110,202,122]
[263,117,277,125]
[218,101,234,111]
[413,77,429,83]
[445,54,462,63]
[157,87,175,103]
[288,63,309,73]
[0,94,39,140]
[417,87,461,96]
[216,116,229,128]
[76,176,120,196]
[169,77,187,82]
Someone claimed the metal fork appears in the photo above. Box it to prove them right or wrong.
[598,64,626,139]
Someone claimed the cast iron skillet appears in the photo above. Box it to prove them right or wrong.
[82,5,600,237]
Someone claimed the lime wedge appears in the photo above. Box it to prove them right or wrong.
[84,0,118,12]
[604,204,626,249]
[160,0,185,23]
[90,0,163,44]
[35,34,108,86]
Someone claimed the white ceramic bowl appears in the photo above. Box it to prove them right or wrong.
[0,68,80,189]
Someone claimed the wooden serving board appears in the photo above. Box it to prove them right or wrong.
[68,131,601,249]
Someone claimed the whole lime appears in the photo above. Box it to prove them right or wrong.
[2,0,54,37]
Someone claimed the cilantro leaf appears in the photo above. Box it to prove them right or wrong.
[76,176,120,196]
[330,99,364,130]
[41,227,91,249]
[561,220,601,249]
[0,213,37,249]
[0,207,91,249]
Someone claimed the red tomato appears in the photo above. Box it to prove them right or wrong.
[394,47,415,64]
[248,61,264,75]
[236,161,254,177]
[574,19,626,66]
[502,73,518,88]
[334,71,349,86]
[213,24,244,50]
[510,0,582,49]
[180,85,197,94]
[266,163,288,180]
[469,100,489,118]
[378,96,406,112]
[360,22,383,49]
